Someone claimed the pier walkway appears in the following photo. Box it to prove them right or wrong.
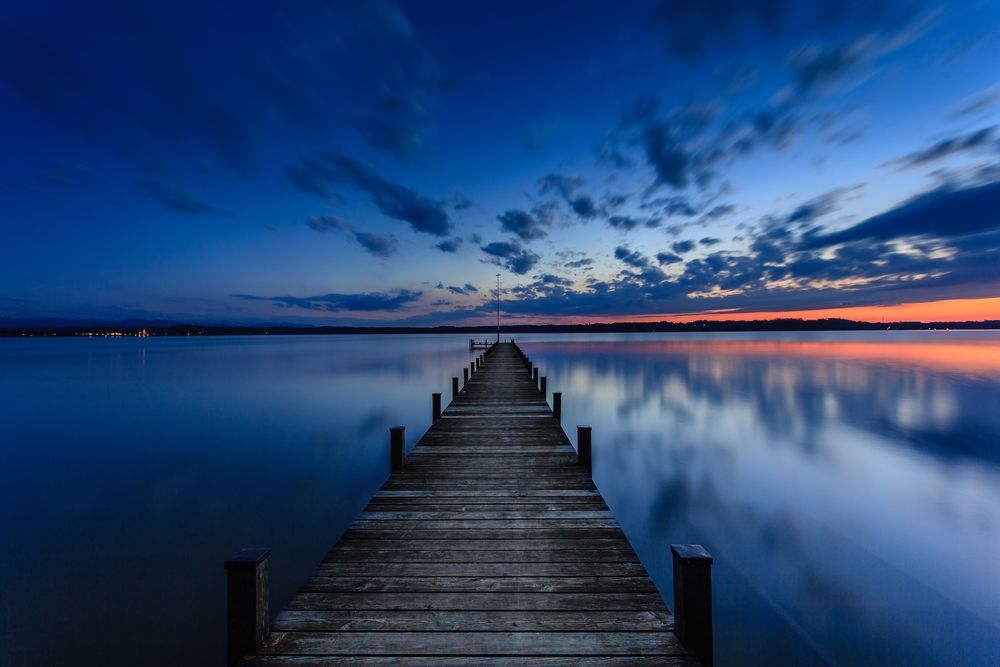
[233,342,702,665]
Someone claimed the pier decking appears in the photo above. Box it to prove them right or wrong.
[235,342,702,665]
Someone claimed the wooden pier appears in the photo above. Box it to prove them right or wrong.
[226,342,712,665]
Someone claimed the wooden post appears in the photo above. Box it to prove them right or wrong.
[463,368,469,384]
[553,392,561,422]
[452,377,459,399]
[224,548,270,667]
[577,425,592,474]
[390,426,405,471]
[470,361,476,376]
[540,376,547,396]
[432,393,441,421]
[532,367,538,385]
[671,544,714,667]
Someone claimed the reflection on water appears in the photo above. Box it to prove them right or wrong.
[519,332,1000,666]
[0,335,478,666]
[1,332,998,666]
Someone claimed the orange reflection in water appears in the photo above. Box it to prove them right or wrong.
[537,338,1000,378]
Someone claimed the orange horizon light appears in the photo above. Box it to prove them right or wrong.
[491,295,1000,326]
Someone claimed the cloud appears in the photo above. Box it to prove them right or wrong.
[307,215,351,233]
[439,283,477,296]
[884,126,996,169]
[307,214,397,257]
[233,289,422,312]
[672,240,696,254]
[951,84,1000,118]
[640,121,701,190]
[804,180,1000,248]
[480,240,540,274]
[700,237,722,246]
[538,173,585,198]
[614,245,649,269]
[565,257,595,269]
[789,41,868,96]
[498,209,549,241]
[435,237,462,253]
[569,195,598,219]
[536,173,600,220]
[656,252,683,265]
[287,153,452,236]
[354,232,397,257]
[450,192,473,210]
[356,91,431,159]
[136,179,230,217]
[607,215,642,231]
[700,204,735,222]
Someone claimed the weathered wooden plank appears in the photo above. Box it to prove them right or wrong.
[283,592,669,612]
[359,511,615,520]
[350,519,621,530]
[340,528,627,541]
[323,548,641,563]
[374,489,601,498]
[363,502,611,512]
[313,562,646,577]
[259,631,685,656]
[271,609,673,632]
[247,657,699,666]
[326,539,634,555]
[299,576,658,594]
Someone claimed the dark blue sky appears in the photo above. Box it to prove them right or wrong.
[2,0,999,324]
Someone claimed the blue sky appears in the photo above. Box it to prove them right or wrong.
[1,0,999,324]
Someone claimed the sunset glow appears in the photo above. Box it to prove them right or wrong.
[611,296,1000,324]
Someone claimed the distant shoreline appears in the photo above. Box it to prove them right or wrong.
[2,317,999,337]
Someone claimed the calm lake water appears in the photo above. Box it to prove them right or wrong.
[1,332,998,665]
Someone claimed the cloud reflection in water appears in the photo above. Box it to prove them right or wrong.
[522,332,1000,666]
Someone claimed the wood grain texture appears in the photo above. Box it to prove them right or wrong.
[250,343,693,663]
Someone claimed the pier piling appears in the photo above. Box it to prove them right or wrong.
[672,544,715,667]
[390,426,405,471]
[224,548,270,667]
[577,425,592,474]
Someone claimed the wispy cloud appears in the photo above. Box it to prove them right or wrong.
[288,153,452,236]
[233,289,422,312]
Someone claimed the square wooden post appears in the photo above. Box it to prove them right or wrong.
[432,393,441,421]
[390,426,405,471]
[452,377,459,399]
[224,548,270,666]
[552,392,561,422]
[671,544,714,667]
[577,425,591,474]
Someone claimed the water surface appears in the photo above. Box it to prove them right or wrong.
[1,332,998,665]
